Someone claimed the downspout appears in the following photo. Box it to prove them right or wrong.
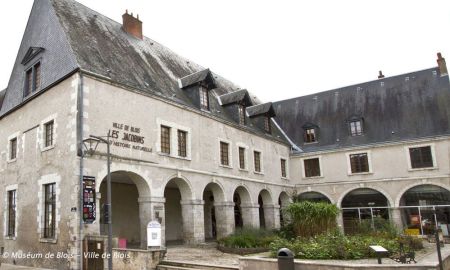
[76,71,84,270]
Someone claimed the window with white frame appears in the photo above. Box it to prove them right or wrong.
[44,120,54,147]
[238,147,246,169]
[304,157,321,178]
[281,158,287,178]
[7,190,17,237]
[9,137,17,160]
[409,145,434,169]
[349,153,370,173]
[254,151,262,173]
[220,141,230,166]
[43,183,56,239]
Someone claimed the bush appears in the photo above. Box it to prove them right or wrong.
[285,201,339,237]
[218,228,277,248]
[270,230,401,260]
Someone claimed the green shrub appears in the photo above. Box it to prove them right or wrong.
[285,201,339,237]
[218,228,277,248]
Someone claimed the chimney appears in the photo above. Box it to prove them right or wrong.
[378,70,385,79]
[437,52,448,76]
[122,10,143,40]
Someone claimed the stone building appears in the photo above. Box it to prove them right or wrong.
[0,0,449,269]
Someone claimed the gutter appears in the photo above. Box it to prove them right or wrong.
[76,71,84,270]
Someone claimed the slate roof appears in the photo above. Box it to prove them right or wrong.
[247,102,276,117]
[219,89,250,106]
[273,68,450,153]
[0,0,288,144]
[0,89,5,110]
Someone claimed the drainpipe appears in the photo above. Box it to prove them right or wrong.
[77,71,85,270]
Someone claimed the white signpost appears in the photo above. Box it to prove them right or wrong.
[147,221,162,248]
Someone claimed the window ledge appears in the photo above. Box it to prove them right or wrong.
[7,158,17,164]
[219,164,233,169]
[238,168,248,172]
[303,175,324,180]
[408,167,438,172]
[5,236,16,241]
[200,109,211,114]
[39,238,57,244]
[41,145,55,152]
[281,177,289,181]
[158,152,191,161]
[253,171,264,175]
[348,172,373,176]
[304,142,318,145]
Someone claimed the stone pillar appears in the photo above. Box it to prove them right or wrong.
[138,196,165,249]
[337,212,344,233]
[181,200,205,244]
[263,204,281,230]
[214,201,235,238]
[391,207,404,231]
[241,204,260,228]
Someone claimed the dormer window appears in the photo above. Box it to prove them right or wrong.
[349,119,363,136]
[304,128,316,143]
[199,86,209,111]
[238,104,246,125]
[24,62,41,97]
[264,116,271,133]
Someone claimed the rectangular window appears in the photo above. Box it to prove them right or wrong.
[304,158,321,177]
[24,62,41,97]
[199,87,209,111]
[10,138,17,160]
[238,105,246,125]
[350,120,363,136]
[350,153,369,173]
[409,146,433,169]
[304,128,316,143]
[43,183,56,239]
[7,190,17,237]
[281,159,287,178]
[239,147,246,169]
[160,126,171,154]
[44,120,54,147]
[254,151,261,172]
[264,117,271,133]
[177,130,187,157]
[220,142,229,166]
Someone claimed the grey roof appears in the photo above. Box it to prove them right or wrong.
[179,69,215,89]
[247,102,275,117]
[219,89,250,106]
[0,0,288,144]
[273,68,450,153]
[0,89,6,110]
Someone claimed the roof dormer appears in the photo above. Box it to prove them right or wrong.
[179,69,217,111]
[218,89,252,125]
[247,102,276,133]
[21,47,44,65]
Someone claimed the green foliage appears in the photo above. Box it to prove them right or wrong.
[351,218,399,238]
[218,228,277,248]
[270,229,422,260]
[285,201,339,237]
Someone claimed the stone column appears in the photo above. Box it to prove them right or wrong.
[180,200,205,244]
[391,207,404,231]
[138,196,165,249]
[337,212,344,233]
[214,201,235,238]
[241,204,260,229]
[263,204,281,230]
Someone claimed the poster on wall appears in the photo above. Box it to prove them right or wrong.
[83,176,96,224]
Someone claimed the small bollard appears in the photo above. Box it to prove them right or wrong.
[277,248,294,270]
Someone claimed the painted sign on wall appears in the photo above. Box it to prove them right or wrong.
[109,122,152,152]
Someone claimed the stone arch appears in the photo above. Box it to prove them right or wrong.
[258,189,275,229]
[98,170,151,249]
[296,191,332,203]
[163,175,193,201]
[233,185,253,229]
[395,182,450,207]
[297,189,338,202]
[202,182,227,240]
[278,191,291,207]
[337,186,394,208]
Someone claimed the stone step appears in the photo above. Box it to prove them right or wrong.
[157,260,239,270]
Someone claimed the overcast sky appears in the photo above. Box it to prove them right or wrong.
[0,0,449,102]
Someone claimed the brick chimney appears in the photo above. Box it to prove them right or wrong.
[122,10,143,40]
[437,52,448,76]
[378,70,385,79]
